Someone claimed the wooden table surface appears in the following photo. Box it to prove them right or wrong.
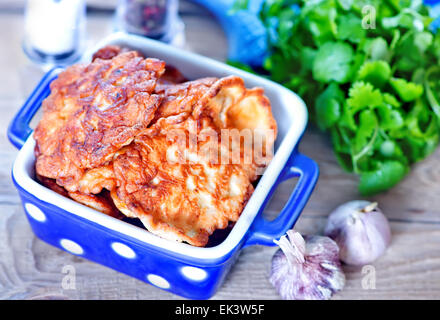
[1,1,439,300]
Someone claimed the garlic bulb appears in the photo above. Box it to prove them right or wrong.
[324,200,391,266]
[270,230,345,300]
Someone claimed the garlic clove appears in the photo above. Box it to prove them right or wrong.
[325,200,391,266]
[270,230,345,300]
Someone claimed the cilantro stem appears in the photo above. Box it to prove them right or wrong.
[379,128,389,140]
[352,125,379,173]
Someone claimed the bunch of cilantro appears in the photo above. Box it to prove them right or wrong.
[232,0,440,195]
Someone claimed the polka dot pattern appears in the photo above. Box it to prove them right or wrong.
[25,203,46,222]
[147,274,170,289]
[111,242,136,259]
[60,239,84,255]
[181,266,208,281]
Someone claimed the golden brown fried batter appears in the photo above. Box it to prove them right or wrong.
[37,174,122,218]
[92,45,187,86]
[34,51,165,193]
[92,45,131,61]
[110,76,277,246]
[153,77,218,121]
[198,76,278,180]
[34,46,278,246]
[68,190,123,219]
[111,117,254,246]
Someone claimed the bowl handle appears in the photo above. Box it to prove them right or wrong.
[243,152,319,248]
[7,68,62,149]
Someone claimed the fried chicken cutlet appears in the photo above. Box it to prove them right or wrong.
[34,50,165,194]
[34,45,277,247]
[110,76,277,246]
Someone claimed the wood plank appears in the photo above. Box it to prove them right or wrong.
[1,207,439,300]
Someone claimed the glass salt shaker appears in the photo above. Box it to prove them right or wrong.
[23,0,86,66]
[115,0,185,47]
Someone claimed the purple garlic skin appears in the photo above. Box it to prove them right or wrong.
[325,200,391,266]
[270,231,345,300]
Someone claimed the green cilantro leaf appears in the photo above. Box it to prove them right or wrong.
[352,108,378,156]
[376,105,404,130]
[337,13,366,44]
[315,82,344,130]
[357,60,391,89]
[390,78,423,102]
[359,161,408,195]
[302,0,338,46]
[347,81,383,112]
[383,93,401,108]
[313,42,354,83]
[363,37,390,61]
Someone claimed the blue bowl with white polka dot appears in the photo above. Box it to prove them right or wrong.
[8,33,318,299]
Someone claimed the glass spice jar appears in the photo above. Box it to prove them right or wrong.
[116,0,179,40]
